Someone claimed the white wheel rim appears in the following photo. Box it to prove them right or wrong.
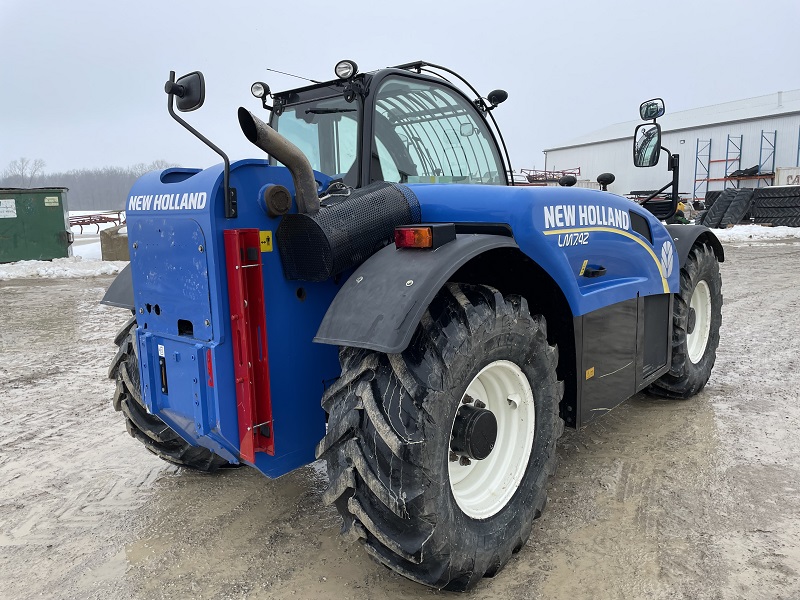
[448,360,536,519]
[687,280,712,363]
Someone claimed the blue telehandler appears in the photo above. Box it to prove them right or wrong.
[102,60,723,590]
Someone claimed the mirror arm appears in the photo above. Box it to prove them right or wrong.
[669,152,680,215]
[641,149,680,221]
[166,71,238,219]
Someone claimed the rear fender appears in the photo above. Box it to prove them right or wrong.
[664,224,724,266]
[101,263,134,310]
[314,234,518,353]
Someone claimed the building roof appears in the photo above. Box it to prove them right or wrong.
[545,89,800,152]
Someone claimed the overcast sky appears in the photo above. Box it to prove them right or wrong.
[1,0,798,176]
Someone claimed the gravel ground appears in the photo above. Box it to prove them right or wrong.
[1,241,799,600]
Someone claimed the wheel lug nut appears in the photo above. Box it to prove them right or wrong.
[474,399,486,409]
[459,456,472,467]
[449,451,459,462]
[462,394,474,404]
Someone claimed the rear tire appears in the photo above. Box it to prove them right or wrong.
[316,284,563,590]
[649,244,722,398]
[109,317,230,472]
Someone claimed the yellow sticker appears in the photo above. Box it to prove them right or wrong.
[585,367,595,380]
[579,259,588,276]
[259,230,273,252]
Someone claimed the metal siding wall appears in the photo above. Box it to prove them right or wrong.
[546,141,634,195]
[546,114,800,198]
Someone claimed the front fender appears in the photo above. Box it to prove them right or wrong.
[314,234,517,353]
[664,224,724,265]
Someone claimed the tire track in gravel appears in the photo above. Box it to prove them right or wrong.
[0,278,170,600]
[1,242,800,600]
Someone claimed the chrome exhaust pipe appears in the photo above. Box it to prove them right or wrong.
[237,107,319,215]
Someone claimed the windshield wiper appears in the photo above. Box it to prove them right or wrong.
[305,108,357,114]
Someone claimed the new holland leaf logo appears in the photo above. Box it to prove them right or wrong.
[660,241,674,278]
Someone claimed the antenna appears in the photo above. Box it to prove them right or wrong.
[265,67,321,84]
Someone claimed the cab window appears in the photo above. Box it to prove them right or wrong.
[272,96,359,177]
[372,77,504,185]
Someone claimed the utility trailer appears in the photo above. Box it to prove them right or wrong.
[102,61,723,590]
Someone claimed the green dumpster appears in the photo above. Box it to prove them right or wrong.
[0,187,72,263]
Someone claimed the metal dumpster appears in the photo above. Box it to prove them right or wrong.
[0,187,72,263]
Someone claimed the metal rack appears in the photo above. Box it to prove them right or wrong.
[692,139,711,200]
[758,130,777,186]
[692,132,776,199]
[724,135,743,188]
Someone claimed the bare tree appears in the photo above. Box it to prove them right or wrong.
[129,159,179,177]
[0,159,180,209]
[3,157,47,188]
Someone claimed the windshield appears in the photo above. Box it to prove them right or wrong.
[372,77,505,185]
[271,94,360,181]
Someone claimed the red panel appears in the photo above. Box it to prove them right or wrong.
[224,229,274,462]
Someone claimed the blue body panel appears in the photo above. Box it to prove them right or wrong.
[126,162,678,478]
[409,184,679,314]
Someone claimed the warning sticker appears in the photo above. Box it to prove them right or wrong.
[260,230,273,252]
[585,367,595,380]
[44,196,60,207]
[0,199,16,218]
[158,344,165,358]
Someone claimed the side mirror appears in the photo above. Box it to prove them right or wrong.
[165,71,205,112]
[487,89,508,107]
[633,123,662,168]
[639,98,665,121]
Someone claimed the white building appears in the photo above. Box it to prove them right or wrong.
[543,90,800,200]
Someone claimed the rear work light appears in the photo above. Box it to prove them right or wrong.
[395,223,456,249]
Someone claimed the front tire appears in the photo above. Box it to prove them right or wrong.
[316,284,563,590]
[108,317,230,472]
[649,243,722,398]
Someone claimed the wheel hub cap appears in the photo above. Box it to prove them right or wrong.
[451,404,497,460]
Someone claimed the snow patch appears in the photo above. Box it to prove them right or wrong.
[0,256,127,280]
[712,224,800,243]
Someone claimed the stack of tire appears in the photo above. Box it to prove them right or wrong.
[750,186,800,227]
[700,188,755,228]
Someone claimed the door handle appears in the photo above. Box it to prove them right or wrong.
[582,265,607,278]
